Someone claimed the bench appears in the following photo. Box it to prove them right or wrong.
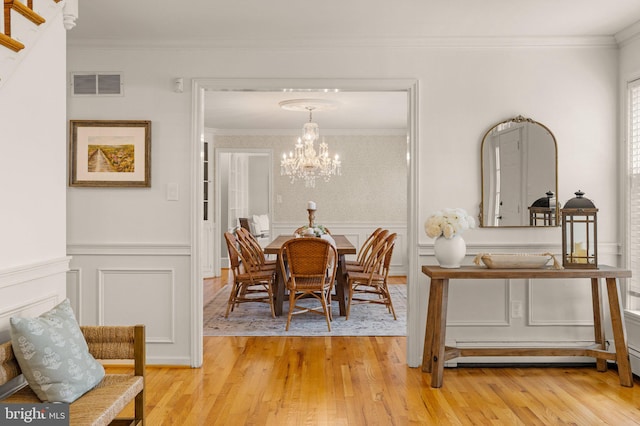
[1,325,145,426]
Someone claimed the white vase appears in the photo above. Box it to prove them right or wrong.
[434,235,466,268]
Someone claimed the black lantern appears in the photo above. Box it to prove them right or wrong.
[529,190,558,226]
[561,191,598,269]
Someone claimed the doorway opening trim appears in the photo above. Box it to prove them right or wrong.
[190,78,420,367]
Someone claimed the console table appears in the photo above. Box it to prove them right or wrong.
[421,265,633,388]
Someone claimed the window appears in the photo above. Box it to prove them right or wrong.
[627,79,640,310]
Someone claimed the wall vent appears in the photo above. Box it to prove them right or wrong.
[71,72,123,96]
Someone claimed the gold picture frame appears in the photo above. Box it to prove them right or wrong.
[69,120,151,187]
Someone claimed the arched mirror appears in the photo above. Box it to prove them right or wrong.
[480,115,558,227]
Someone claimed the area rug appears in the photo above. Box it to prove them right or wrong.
[203,284,407,336]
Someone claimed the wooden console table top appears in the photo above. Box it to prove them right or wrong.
[421,264,633,388]
[422,265,631,279]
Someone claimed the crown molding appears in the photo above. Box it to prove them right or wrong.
[67,35,619,50]
[615,19,640,47]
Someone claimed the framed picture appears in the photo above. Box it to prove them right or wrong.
[69,120,151,187]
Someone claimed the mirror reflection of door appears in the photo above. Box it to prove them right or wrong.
[496,127,524,226]
[481,116,558,227]
[217,151,272,269]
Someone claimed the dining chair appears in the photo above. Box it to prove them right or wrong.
[346,228,389,273]
[346,232,397,320]
[345,227,384,270]
[223,232,276,318]
[236,227,276,271]
[279,237,338,331]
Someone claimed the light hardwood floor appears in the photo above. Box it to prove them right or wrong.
[111,336,640,425]
[107,273,640,425]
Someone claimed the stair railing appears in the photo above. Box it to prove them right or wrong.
[1,0,61,52]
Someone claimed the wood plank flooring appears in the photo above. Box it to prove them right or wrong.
[103,272,640,424]
[110,336,640,425]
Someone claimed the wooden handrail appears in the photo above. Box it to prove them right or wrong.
[0,31,24,51]
[1,0,49,52]
[6,0,45,27]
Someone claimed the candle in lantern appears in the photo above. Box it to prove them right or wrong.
[307,201,316,210]
[573,242,587,264]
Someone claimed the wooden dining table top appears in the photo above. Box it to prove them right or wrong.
[263,234,357,255]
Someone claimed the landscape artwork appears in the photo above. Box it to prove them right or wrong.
[88,141,135,173]
[69,120,151,187]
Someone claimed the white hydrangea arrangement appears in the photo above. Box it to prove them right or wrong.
[424,208,476,239]
[296,225,328,237]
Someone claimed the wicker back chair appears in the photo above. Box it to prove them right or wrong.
[279,237,338,331]
[346,229,389,273]
[236,227,276,271]
[346,227,384,270]
[346,232,398,320]
[224,231,276,318]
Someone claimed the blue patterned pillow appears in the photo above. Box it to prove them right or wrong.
[9,299,105,403]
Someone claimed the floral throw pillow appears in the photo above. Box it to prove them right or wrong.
[9,299,105,403]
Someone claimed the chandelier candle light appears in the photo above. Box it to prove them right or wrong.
[279,99,341,188]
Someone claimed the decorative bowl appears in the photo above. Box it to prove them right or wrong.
[474,253,553,269]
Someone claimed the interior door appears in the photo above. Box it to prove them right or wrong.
[201,138,215,277]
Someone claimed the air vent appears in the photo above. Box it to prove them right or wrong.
[71,72,123,96]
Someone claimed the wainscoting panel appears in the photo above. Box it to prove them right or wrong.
[66,268,81,322]
[68,245,190,365]
[626,313,640,376]
[447,279,510,326]
[0,294,59,324]
[528,277,594,326]
[98,268,175,344]
[0,257,69,342]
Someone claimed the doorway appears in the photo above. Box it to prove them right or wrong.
[191,79,419,368]
[215,149,272,269]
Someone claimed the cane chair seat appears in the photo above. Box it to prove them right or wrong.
[279,237,338,331]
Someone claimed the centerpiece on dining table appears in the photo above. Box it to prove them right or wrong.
[296,224,329,237]
[295,201,335,246]
[296,200,327,237]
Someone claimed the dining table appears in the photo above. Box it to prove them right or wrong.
[263,234,357,317]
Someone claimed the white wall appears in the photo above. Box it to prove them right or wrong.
[67,40,621,366]
[0,11,69,342]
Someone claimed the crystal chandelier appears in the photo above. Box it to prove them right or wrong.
[280,102,341,188]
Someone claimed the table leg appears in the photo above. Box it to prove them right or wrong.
[428,278,449,388]
[605,277,633,387]
[590,277,607,372]
[422,277,437,373]
[274,254,286,316]
[335,254,348,316]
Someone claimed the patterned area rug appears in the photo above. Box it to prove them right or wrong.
[203,284,407,336]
